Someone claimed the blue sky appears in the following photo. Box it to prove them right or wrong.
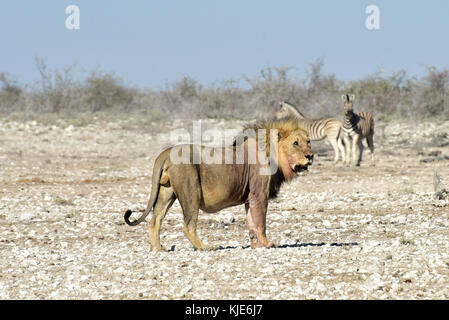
[1,0,448,88]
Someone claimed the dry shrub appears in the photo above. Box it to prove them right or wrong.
[0,58,448,123]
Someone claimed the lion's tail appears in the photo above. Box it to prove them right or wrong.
[124,156,165,226]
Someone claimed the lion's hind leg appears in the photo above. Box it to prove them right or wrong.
[179,186,217,251]
[180,199,218,251]
[149,185,176,252]
[168,164,217,251]
[182,210,217,251]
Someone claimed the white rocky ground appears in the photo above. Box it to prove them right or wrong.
[0,118,448,299]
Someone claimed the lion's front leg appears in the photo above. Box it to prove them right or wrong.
[246,198,276,249]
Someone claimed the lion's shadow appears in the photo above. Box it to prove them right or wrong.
[276,241,359,249]
[168,241,358,252]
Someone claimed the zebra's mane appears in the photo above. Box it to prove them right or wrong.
[280,101,307,119]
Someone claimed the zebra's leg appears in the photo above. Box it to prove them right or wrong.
[352,134,361,166]
[340,134,349,165]
[366,134,375,165]
[329,137,340,164]
[356,137,364,166]
[344,135,352,166]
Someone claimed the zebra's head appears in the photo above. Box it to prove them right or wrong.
[342,94,355,114]
[276,101,306,119]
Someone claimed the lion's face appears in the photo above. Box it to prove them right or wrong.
[278,129,313,180]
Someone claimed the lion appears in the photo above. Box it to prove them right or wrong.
[124,118,313,251]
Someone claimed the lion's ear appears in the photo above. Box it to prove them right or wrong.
[341,94,347,102]
[277,131,282,141]
[349,94,355,102]
[277,128,287,141]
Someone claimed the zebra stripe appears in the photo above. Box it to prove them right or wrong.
[342,94,375,166]
[344,111,374,137]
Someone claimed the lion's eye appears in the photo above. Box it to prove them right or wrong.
[307,140,311,144]
[293,141,299,146]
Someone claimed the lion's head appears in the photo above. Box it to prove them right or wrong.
[277,127,313,180]
[241,118,313,180]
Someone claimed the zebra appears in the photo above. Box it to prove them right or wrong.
[276,101,347,164]
[341,94,375,166]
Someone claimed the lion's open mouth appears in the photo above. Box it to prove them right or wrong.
[292,164,308,174]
